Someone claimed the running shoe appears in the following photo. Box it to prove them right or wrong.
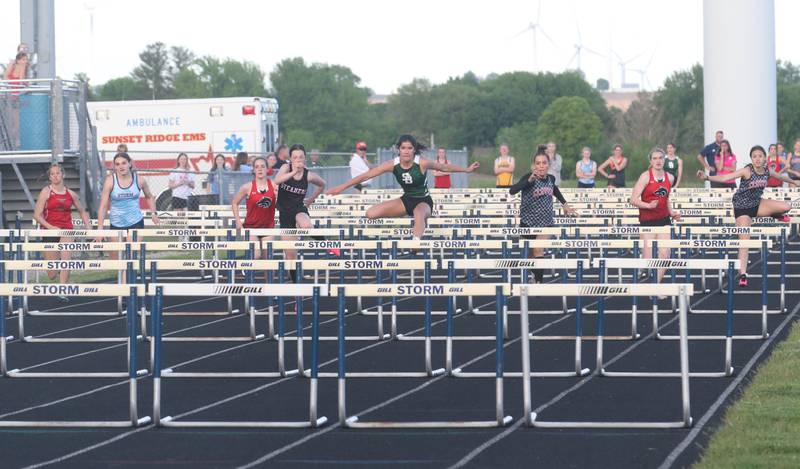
[776,214,791,223]
[327,248,341,257]
[738,274,748,287]
[57,295,69,303]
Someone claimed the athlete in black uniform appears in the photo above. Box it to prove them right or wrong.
[273,144,335,279]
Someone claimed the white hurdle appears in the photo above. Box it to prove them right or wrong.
[149,283,327,428]
[515,283,694,429]
[335,283,514,428]
[0,284,149,428]
[1,260,137,342]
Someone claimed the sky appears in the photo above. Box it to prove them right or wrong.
[2,0,799,95]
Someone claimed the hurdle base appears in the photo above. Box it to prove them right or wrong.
[160,309,241,316]
[452,368,591,378]
[292,335,390,341]
[0,416,152,428]
[656,333,768,340]
[396,335,496,341]
[344,415,513,428]
[27,310,122,317]
[530,334,639,341]
[529,412,692,428]
[162,370,298,378]
[6,368,148,378]
[600,368,733,378]
[22,335,143,343]
[161,334,264,342]
[158,416,325,428]
[318,369,446,378]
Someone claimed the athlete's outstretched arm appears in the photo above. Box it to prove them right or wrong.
[422,159,479,173]
[697,166,749,183]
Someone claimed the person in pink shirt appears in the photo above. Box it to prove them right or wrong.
[712,139,737,189]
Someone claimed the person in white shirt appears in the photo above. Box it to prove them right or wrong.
[168,153,196,211]
[350,141,372,192]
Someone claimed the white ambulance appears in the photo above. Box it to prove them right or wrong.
[88,97,279,172]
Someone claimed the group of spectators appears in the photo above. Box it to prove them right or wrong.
[697,130,800,188]
[494,131,800,190]
[494,141,637,189]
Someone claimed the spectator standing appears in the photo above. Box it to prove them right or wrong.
[3,51,29,149]
[788,139,800,181]
[349,141,372,192]
[767,143,785,188]
[207,154,228,197]
[494,144,515,188]
[545,141,563,186]
[697,130,724,182]
[433,148,452,189]
[266,153,278,176]
[273,144,289,171]
[597,144,628,188]
[168,153,196,211]
[575,147,596,188]
[309,150,321,168]
[713,140,737,189]
[234,152,251,172]
[664,143,683,188]
[777,142,787,158]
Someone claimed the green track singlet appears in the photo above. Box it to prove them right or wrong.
[392,155,429,197]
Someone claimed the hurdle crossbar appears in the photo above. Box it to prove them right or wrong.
[516,283,693,428]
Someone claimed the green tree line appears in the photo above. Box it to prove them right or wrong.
[89,42,800,180]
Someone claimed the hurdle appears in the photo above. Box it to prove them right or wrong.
[336,283,514,428]
[319,270,447,378]
[0,283,150,428]
[516,282,694,429]
[1,259,138,342]
[150,283,327,428]
[9,238,134,317]
[684,227,789,312]
[143,259,262,342]
[296,258,430,339]
[449,259,592,379]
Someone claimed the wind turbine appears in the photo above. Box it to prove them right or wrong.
[613,50,645,89]
[628,48,657,91]
[567,22,605,74]
[513,0,556,72]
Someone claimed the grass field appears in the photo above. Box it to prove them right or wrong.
[695,320,800,468]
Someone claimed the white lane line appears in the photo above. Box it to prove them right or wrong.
[657,300,800,469]
[17,297,502,469]
[236,305,575,469]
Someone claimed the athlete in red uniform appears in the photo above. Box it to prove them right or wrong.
[33,164,92,298]
[232,157,277,261]
[630,148,681,284]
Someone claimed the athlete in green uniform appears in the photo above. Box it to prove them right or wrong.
[328,134,479,239]
[664,143,683,188]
